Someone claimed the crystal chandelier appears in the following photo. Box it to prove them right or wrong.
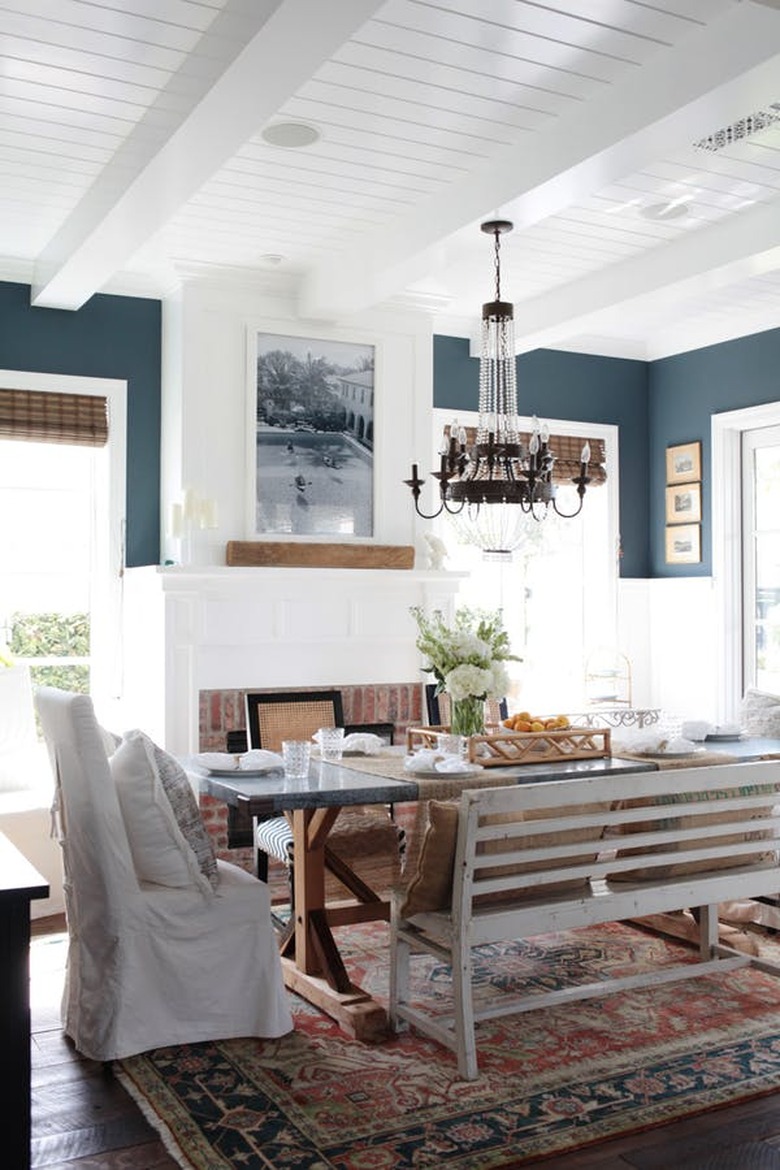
[405,220,592,558]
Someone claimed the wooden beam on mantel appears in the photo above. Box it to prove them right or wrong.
[225,542,415,570]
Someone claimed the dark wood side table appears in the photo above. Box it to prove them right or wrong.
[0,832,50,1170]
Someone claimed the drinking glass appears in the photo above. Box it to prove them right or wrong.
[437,732,467,759]
[282,740,311,778]
[318,726,345,761]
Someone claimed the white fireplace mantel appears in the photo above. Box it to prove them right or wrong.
[120,564,466,754]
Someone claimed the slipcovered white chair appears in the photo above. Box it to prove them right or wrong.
[35,687,293,1062]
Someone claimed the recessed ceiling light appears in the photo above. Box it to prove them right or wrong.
[640,201,690,222]
[261,121,320,148]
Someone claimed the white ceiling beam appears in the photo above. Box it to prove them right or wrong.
[509,197,780,354]
[299,2,780,320]
[31,0,385,310]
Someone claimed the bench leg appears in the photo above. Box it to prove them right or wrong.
[697,904,718,959]
[452,933,478,1080]
[389,914,408,1031]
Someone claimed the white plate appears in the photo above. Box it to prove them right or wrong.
[638,748,706,758]
[405,765,484,778]
[206,765,281,777]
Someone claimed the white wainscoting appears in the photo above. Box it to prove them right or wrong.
[120,565,465,755]
[647,576,717,721]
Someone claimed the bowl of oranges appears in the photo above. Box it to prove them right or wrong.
[501,712,571,733]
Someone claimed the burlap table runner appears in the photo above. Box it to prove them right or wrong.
[334,751,520,801]
[335,752,524,879]
[616,750,741,769]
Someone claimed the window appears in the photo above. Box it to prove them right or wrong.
[743,424,780,694]
[0,440,94,693]
[0,370,126,721]
[713,402,780,720]
[430,410,619,714]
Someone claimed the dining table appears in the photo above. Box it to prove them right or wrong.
[198,735,780,1039]
[198,749,659,1040]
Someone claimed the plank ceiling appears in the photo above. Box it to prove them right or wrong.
[1,0,779,358]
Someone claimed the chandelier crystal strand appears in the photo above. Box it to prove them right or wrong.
[404,217,593,553]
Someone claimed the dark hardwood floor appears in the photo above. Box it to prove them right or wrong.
[29,914,780,1170]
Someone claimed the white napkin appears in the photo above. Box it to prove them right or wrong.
[404,749,481,774]
[404,749,438,773]
[341,733,385,755]
[610,729,698,756]
[193,749,283,771]
[434,754,482,774]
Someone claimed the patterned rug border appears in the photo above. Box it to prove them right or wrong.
[113,922,780,1170]
[116,1035,780,1170]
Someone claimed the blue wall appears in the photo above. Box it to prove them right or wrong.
[3,278,774,579]
[649,326,780,576]
[0,281,161,566]
[433,335,651,577]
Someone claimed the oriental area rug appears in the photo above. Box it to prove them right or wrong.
[115,920,780,1170]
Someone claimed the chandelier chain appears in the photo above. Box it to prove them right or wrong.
[493,225,502,302]
[404,217,593,555]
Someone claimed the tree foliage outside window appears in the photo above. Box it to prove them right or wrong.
[9,611,90,694]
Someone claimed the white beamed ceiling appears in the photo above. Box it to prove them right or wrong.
[2,0,780,359]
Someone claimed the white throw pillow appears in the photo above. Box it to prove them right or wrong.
[111,731,215,895]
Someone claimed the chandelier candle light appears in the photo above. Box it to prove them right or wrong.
[411,605,520,737]
[405,220,593,558]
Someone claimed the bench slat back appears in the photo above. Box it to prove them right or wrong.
[451,761,780,912]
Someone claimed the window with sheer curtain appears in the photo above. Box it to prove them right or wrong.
[430,410,619,716]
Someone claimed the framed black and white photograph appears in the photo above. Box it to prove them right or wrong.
[665,482,701,525]
[665,523,701,565]
[666,440,701,485]
[249,331,375,538]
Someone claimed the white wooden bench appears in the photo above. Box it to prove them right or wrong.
[389,761,780,1080]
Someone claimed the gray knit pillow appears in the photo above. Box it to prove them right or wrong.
[741,689,780,737]
[149,738,219,891]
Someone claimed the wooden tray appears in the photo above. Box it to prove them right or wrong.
[406,725,612,767]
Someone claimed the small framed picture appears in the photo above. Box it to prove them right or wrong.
[665,482,701,525]
[666,441,701,484]
[665,523,701,564]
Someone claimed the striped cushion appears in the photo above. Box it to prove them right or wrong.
[255,817,294,862]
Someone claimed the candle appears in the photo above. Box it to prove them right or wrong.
[170,503,183,539]
[183,488,198,522]
[200,498,218,529]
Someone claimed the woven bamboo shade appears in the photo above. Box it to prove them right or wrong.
[454,425,606,486]
[0,389,108,447]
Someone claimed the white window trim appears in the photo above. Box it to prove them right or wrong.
[429,409,621,698]
[712,400,780,722]
[0,368,127,710]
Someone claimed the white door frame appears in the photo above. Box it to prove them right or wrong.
[712,400,780,722]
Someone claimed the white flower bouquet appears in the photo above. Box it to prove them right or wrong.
[411,605,520,736]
